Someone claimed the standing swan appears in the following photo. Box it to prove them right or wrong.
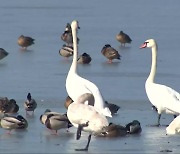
[140,39,180,126]
[66,20,112,117]
[67,93,109,151]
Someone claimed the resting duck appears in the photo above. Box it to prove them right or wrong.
[101,44,121,63]
[0,97,19,114]
[77,52,92,64]
[95,122,127,137]
[64,23,71,32]
[125,120,142,134]
[24,93,37,115]
[0,48,9,60]
[15,115,28,129]
[61,31,73,46]
[104,101,120,115]
[59,44,73,59]
[17,35,35,50]
[0,115,28,133]
[44,113,72,134]
[61,23,80,46]
[7,99,19,114]
[116,31,132,46]
[0,97,11,113]
[40,109,63,124]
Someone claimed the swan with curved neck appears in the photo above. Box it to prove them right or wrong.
[67,93,109,151]
[140,39,180,126]
[66,20,112,117]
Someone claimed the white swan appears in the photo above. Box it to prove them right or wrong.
[140,39,180,126]
[66,20,112,117]
[67,93,109,151]
[166,115,180,135]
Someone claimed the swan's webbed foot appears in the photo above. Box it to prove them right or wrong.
[147,124,160,127]
[75,148,88,151]
[75,134,91,152]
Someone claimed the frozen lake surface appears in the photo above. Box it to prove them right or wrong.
[0,0,180,153]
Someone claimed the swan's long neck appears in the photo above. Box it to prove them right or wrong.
[69,27,78,74]
[147,45,157,83]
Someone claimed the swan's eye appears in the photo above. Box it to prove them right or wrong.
[145,42,149,45]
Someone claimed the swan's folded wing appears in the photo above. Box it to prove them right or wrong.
[81,78,112,117]
[162,86,180,114]
[167,87,180,101]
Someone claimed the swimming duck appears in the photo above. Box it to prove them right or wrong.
[0,115,28,133]
[44,113,72,134]
[116,31,132,46]
[59,44,73,59]
[101,44,121,63]
[24,93,37,115]
[17,35,35,50]
[95,122,127,137]
[0,48,9,60]
[125,120,142,134]
[77,52,92,64]
[104,101,120,115]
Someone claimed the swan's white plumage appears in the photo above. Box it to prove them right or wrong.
[146,82,180,115]
[141,39,180,122]
[166,115,180,135]
[66,20,111,117]
[67,93,109,133]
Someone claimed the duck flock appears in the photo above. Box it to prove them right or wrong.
[0,19,180,151]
